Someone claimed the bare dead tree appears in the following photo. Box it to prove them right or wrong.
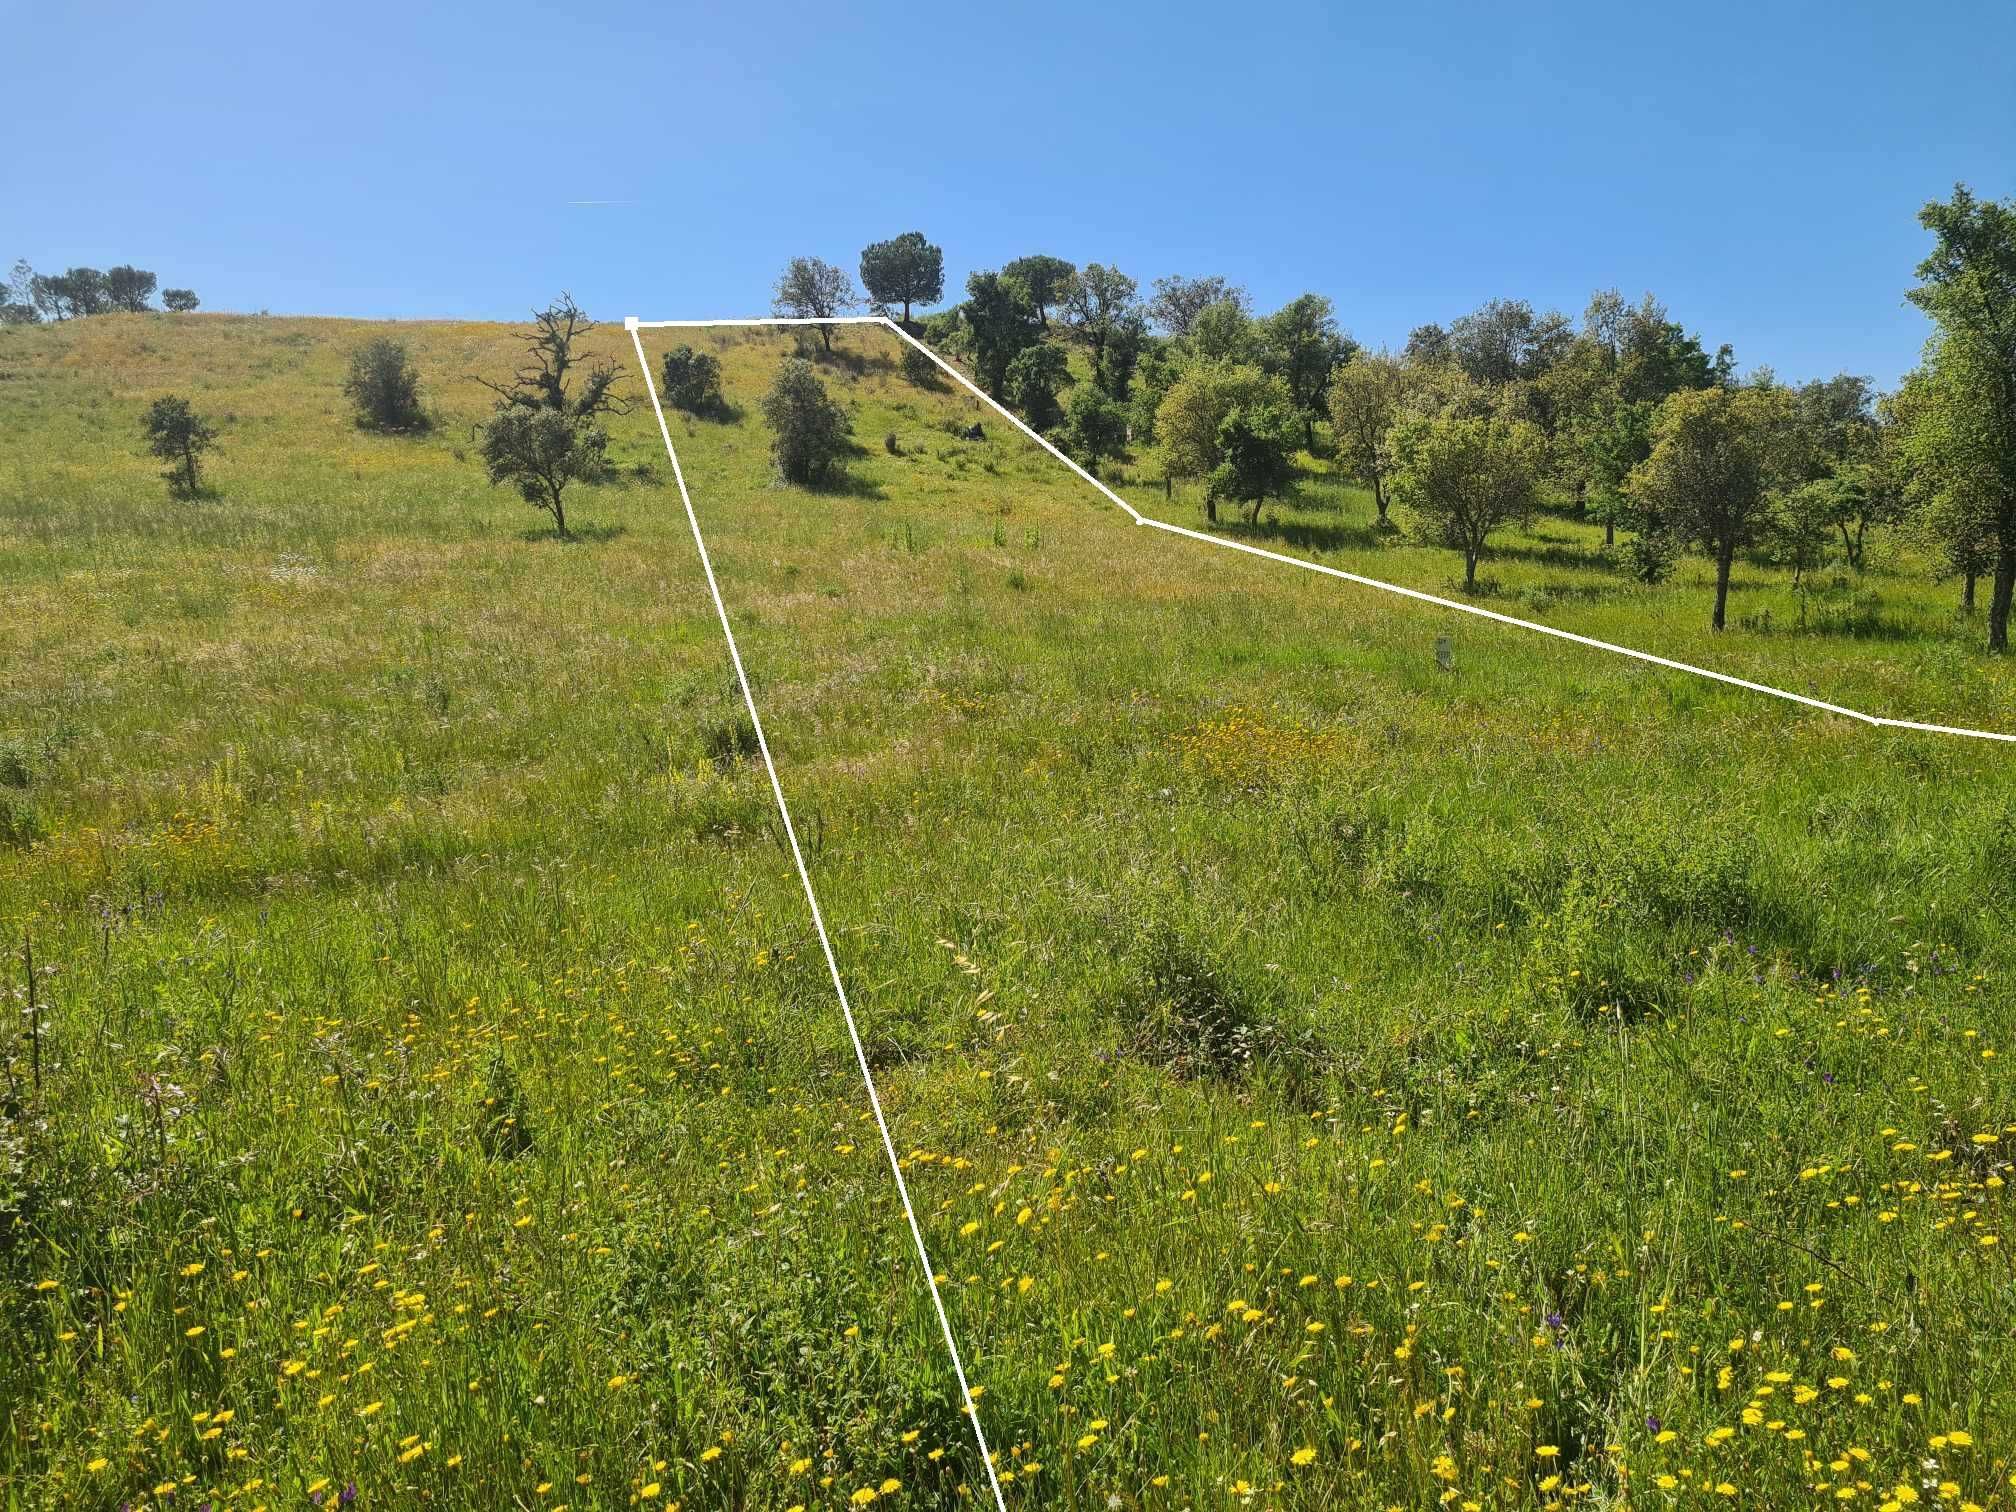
[475,294,629,418]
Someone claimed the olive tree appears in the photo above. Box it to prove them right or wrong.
[1388,413,1548,590]
[475,295,626,539]
[1327,351,1410,523]
[143,396,218,497]
[773,256,860,353]
[1627,384,1800,629]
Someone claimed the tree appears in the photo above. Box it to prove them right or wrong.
[1404,323,1452,367]
[772,256,859,353]
[1900,185,2016,649]
[761,357,853,485]
[1003,256,1076,326]
[161,288,200,313]
[1061,384,1128,470]
[1187,298,1255,364]
[1894,345,2010,626]
[963,270,1040,398]
[660,345,725,416]
[2,260,37,324]
[1207,402,1299,523]
[103,265,157,312]
[1327,351,1410,523]
[1388,414,1547,589]
[344,337,428,431]
[1148,275,1247,337]
[859,232,943,324]
[479,408,608,540]
[1446,298,1574,386]
[51,267,108,317]
[475,296,626,539]
[143,396,217,497]
[1061,263,1138,386]
[1258,294,1354,449]
[478,295,626,420]
[1579,397,1656,547]
[1005,343,1072,431]
[1155,363,1293,522]
[1628,385,1800,630]
[1097,308,1148,399]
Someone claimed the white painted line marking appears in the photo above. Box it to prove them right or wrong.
[624,324,1011,1512]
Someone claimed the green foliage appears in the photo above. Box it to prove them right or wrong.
[1001,254,1076,325]
[1004,343,1072,431]
[1186,297,1255,364]
[961,269,1039,398]
[103,264,158,313]
[1629,384,1802,628]
[1148,274,1247,337]
[1060,383,1128,469]
[476,1049,534,1159]
[1206,401,1298,522]
[1256,292,1353,446]
[760,356,852,485]
[343,336,428,432]
[141,395,217,497]
[161,287,199,313]
[1327,351,1410,521]
[858,231,943,323]
[660,344,726,417]
[1387,412,1547,588]
[771,256,859,353]
[477,406,607,537]
[1154,362,1291,495]
[899,342,939,388]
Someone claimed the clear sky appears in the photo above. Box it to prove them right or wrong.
[6,0,2011,389]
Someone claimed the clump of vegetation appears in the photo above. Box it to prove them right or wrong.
[660,345,726,417]
[858,231,943,326]
[1118,917,1281,1080]
[760,357,852,485]
[475,294,625,539]
[476,1049,533,1159]
[1387,412,1547,590]
[342,336,428,432]
[899,342,940,388]
[141,395,217,497]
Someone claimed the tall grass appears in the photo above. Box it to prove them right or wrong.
[1,313,2011,1510]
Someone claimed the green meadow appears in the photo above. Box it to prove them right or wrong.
[3,311,2014,1512]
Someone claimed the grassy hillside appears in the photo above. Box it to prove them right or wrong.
[2,312,2014,1511]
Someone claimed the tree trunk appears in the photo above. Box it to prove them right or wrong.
[1372,473,1388,522]
[1964,571,1978,612]
[1604,517,1615,548]
[1464,547,1479,590]
[550,484,569,541]
[1204,493,1217,525]
[901,298,911,324]
[1989,542,2016,653]
[1304,415,1315,452]
[1248,496,1264,525]
[820,323,833,353]
[1712,544,1734,630]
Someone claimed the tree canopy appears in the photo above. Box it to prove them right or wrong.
[859,232,943,324]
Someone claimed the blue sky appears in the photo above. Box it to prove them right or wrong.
[6,0,2011,388]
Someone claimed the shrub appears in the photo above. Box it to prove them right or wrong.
[900,343,940,388]
[660,345,724,416]
[342,337,427,432]
[760,358,852,485]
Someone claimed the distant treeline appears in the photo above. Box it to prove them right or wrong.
[2,260,198,323]
[772,186,2016,651]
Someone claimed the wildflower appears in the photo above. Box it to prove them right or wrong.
[1291,1448,1316,1466]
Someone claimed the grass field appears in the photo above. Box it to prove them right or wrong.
[3,311,2015,1511]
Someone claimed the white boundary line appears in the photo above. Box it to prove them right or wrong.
[624,321,1011,1512]
[638,312,2016,744]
